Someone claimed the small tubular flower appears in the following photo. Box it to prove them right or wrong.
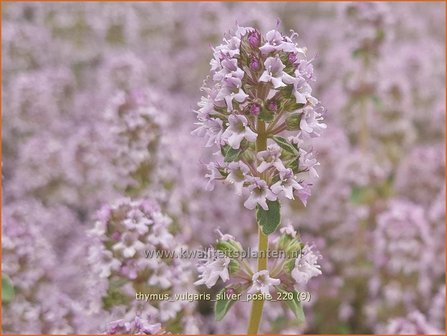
[194,250,231,288]
[248,270,281,296]
[244,177,277,210]
[291,245,322,287]
[271,168,303,200]
[222,114,257,149]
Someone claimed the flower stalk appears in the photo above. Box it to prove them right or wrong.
[193,25,325,333]
[247,229,269,334]
[247,121,269,334]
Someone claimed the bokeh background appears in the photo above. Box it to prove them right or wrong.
[2,1,445,334]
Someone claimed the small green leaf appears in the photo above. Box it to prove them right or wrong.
[224,146,243,162]
[215,287,238,321]
[350,185,375,204]
[217,167,229,178]
[228,259,240,274]
[350,185,364,204]
[2,274,15,304]
[286,101,306,111]
[272,136,298,155]
[285,113,302,131]
[352,48,364,58]
[259,108,274,122]
[220,144,229,157]
[256,200,281,235]
[277,288,305,325]
[371,95,383,108]
[284,258,296,273]
[288,158,300,174]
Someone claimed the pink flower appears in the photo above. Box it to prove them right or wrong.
[244,177,277,210]
[279,224,297,237]
[192,117,224,147]
[259,29,306,55]
[295,183,312,206]
[283,75,318,106]
[299,106,327,137]
[123,208,152,235]
[256,144,285,173]
[205,162,221,191]
[271,168,303,200]
[222,114,257,149]
[112,232,145,258]
[291,245,322,287]
[226,161,251,195]
[248,270,280,296]
[259,56,294,89]
[194,252,231,288]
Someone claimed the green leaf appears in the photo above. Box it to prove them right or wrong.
[288,158,300,174]
[371,95,383,108]
[223,146,243,162]
[256,200,281,235]
[272,136,298,155]
[228,259,240,274]
[350,185,375,204]
[285,113,302,131]
[102,285,131,309]
[2,274,15,304]
[214,287,238,321]
[352,48,364,58]
[259,108,274,122]
[284,258,296,273]
[277,288,305,325]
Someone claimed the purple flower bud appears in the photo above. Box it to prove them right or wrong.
[249,103,261,116]
[226,287,236,296]
[111,231,121,241]
[288,52,297,64]
[267,100,278,112]
[248,30,261,48]
[249,56,260,71]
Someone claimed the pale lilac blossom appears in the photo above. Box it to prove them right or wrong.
[244,177,277,210]
[291,246,322,287]
[248,270,281,296]
[222,114,257,149]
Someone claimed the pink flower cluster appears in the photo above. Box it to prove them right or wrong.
[88,198,200,332]
[194,26,326,209]
[194,226,322,300]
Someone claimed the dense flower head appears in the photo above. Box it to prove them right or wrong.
[394,144,445,207]
[6,68,75,136]
[193,25,326,209]
[89,198,174,281]
[88,197,200,332]
[342,2,392,57]
[194,226,322,297]
[2,201,56,295]
[373,199,433,275]
[2,200,92,333]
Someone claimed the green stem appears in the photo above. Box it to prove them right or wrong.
[247,228,268,334]
[359,96,368,152]
[247,119,269,334]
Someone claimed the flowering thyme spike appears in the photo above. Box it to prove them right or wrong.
[88,198,199,332]
[193,25,326,334]
[193,25,326,210]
